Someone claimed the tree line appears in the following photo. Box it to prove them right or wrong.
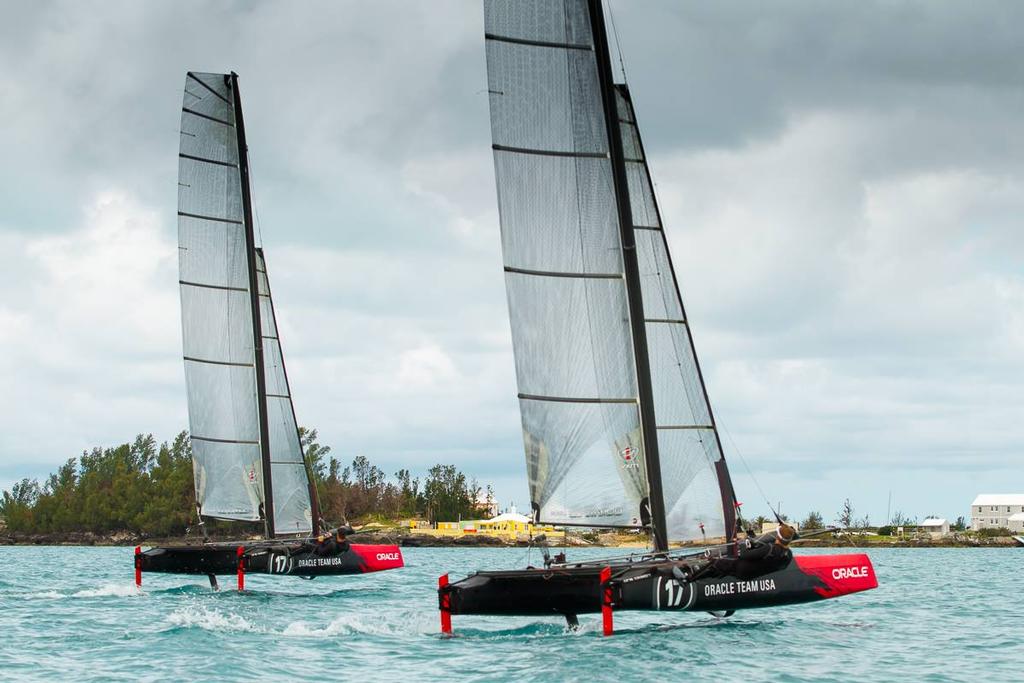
[0,428,492,537]
[740,498,969,534]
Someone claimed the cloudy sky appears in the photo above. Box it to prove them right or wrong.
[1,1,1021,525]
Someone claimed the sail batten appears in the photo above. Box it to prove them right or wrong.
[177,211,243,224]
[181,107,234,127]
[492,144,608,159]
[518,394,636,404]
[485,32,594,51]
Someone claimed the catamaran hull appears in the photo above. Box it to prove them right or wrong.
[440,553,876,622]
[137,542,403,578]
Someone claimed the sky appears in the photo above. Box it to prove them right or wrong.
[1,0,1021,526]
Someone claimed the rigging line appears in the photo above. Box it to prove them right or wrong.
[607,0,629,84]
[718,419,780,520]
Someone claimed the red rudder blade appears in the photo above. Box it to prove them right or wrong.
[439,574,452,635]
[134,546,142,588]
[236,546,245,591]
[600,566,613,636]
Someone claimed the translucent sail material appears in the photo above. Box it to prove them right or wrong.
[178,72,313,534]
[485,0,648,527]
[255,250,313,535]
[178,72,263,521]
[615,86,729,541]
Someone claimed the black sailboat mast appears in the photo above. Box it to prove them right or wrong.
[588,0,668,552]
[616,84,738,541]
[229,72,276,539]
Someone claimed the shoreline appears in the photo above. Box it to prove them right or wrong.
[1,531,1019,549]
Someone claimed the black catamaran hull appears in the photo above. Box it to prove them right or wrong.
[136,542,403,581]
[439,553,876,631]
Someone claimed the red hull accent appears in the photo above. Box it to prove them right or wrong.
[134,546,142,587]
[439,574,452,635]
[600,566,613,636]
[794,554,877,598]
[349,544,405,573]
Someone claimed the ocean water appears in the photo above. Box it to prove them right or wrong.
[0,546,1019,682]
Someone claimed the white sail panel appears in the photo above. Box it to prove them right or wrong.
[485,0,649,527]
[255,250,313,535]
[615,86,730,541]
[178,72,263,521]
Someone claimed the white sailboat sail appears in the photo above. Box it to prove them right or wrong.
[484,2,648,527]
[177,72,313,535]
[484,1,736,541]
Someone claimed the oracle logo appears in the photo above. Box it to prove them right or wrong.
[832,565,870,580]
[376,552,401,561]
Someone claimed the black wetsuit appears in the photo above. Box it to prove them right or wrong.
[694,534,792,581]
[314,536,351,556]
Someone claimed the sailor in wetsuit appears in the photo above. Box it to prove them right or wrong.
[692,522,797,581]
[313,525,353,556]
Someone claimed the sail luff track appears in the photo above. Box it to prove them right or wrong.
[230,72,276,539]
[588,0,668,552]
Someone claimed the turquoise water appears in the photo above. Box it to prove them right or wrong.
[0,546,1019,682]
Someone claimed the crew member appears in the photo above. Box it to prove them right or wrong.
[692,522,797,581]
[313,525,353,556]
[334,525,352,553]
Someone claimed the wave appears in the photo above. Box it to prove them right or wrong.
[72,583,142,598]
[165,606,260,633]
[25,590,64,600]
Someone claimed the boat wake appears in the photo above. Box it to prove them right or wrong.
[20,584,142,600]
[25,590,64,600]
[72,583,141,598]
[165,606,261,633]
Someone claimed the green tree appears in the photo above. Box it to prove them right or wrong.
[836,499,855,528]
[801,511,824,530]
[422,464,477,524]
[1,429,494,536]
[299,427,330,482]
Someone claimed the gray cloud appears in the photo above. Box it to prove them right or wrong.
[0,1,1021,525]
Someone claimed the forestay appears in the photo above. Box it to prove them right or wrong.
[614,85,729,542]
[484,0,649,527]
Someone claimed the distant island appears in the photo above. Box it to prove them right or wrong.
[2,430,1020,549]
[0,428,493,544]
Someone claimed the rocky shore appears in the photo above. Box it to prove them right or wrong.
[1,529,1019,548]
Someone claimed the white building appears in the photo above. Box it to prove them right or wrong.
[971,494,1024,531]
[920,518,949,537]
[1008,513,1024,533]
